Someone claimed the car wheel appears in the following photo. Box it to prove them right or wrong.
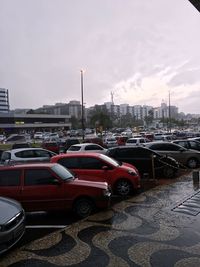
[115,179,133,196]
[73,198,94,218]
[162,166,176,178]
[187,158,198,169]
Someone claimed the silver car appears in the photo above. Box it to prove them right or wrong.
[145,142,200,168]
[1,148,56,165]
[0,197,25,255]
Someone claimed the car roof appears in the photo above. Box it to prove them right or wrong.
[0,162,58,170]
[70,143,102,147]
[4,148,52,153]
[52,152,103,159]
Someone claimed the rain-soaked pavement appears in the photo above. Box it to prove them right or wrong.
[1,170,200,267]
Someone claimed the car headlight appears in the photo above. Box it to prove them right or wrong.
[128,170,137,176]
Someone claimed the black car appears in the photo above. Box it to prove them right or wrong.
[0,197,25,255]
[106,146,179,179]
[63,138,80,152]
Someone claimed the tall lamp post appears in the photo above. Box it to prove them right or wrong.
[80,70,85,140]
[168,90,171,133]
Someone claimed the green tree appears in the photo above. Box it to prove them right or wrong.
[88,106,112,130]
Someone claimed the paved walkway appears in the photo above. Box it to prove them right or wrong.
[1,171,200,267]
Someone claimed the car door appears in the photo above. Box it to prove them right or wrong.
[77,157,111,182]
[21,168,66,211]
[0,169,22,201]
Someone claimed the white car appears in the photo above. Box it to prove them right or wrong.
[104,137,118,148]
[1,148,56,165]
[33,132,44,139]
[67,143,107,153]
[125,137,149,146]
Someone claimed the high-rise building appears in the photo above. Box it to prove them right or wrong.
[0,88,9,113]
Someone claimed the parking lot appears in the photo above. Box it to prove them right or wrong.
[1,169,200,266]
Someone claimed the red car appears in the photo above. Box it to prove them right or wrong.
[51,153,141,196]
[0,163,111,218]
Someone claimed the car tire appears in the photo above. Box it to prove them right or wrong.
[115,179,133,196]
[162,166,176,179]
[187,158,198,169]
[73,198,94,218]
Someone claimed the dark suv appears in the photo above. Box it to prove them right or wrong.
[106,146,179,179]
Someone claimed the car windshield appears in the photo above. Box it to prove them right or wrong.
[99,154,119,167]
[51,164,74,181]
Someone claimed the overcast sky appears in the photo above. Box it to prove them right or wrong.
[0,0,200,114]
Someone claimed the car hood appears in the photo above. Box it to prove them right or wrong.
[0,197,22,225]
[121,162,139,172]
[71,178,108,190]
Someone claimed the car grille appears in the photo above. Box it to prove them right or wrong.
[3,210,25,231]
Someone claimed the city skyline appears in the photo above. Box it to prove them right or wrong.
[0,0,200,114]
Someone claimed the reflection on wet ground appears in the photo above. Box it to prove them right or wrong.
[1,170,200,267]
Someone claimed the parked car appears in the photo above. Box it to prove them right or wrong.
[41,141,61,154]
[82,137,105,147]
[3,134,27,144]
[63,138,80,152]
[33,132,44,139]
[106,146,179,179]
[125,137,149,146]
[0,134,6,142]
[11,142,32,149]
[67,143,107,154]
[116,136,128,146]
[51,152,141,196]
[0,148,56,165]
[0,197,25,255]
[144,142,200,168]
[0,163,111,218]
[172,139,200,151]
[104,137,118,148]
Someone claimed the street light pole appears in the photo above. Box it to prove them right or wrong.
[168,90,171,133]
[80,70,85,140]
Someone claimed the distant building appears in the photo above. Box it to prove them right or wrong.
[35,101,82,119]
[0,88,9,113]
[0,112,71,134]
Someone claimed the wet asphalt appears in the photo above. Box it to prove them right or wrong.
[1,170,200,267]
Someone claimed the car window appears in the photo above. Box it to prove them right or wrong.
[33,150,51,157]
[24,169,56,185]
[127,139,137,144]
[191,141,200,149]
[80,157,105,169]
[85,145,103,150]
[15,150,35,158]
[68,146,81,151]
[0,170,21,186]
[1,151,11,162]
[175,141,188,148]
[118,148,135,157]
[58,157,80,169]
[51,164,74,180]
[151,143,182,151]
